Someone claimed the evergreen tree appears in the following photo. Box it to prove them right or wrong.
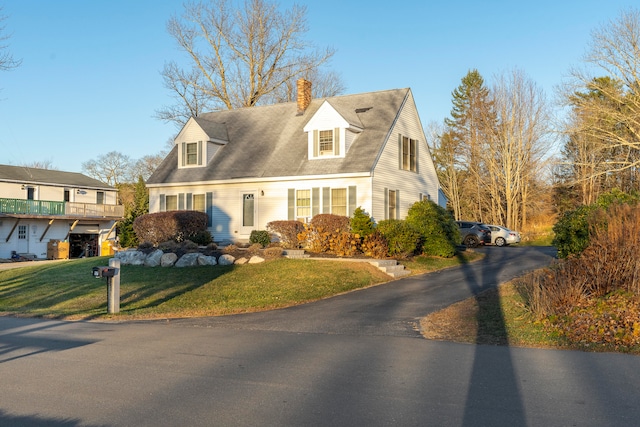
[117,176,149,248]
[444,69,495,222]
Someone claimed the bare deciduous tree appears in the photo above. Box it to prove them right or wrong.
[488,69,552,230]
[0,7,20,73]
[82,151,133,186]
[156,0,342,128]
[427,122,463,220]
[21,160,57,170]
[561,8,640,184]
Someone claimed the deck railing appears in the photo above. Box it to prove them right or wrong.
[0,198,124,218]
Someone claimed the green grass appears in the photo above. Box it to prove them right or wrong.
[0,253,485,321]
[0,257,394,320]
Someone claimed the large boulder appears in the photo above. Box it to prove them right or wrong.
[144,249,164,267]
[248,255,265,264]
[115,249,147,266]
[218,254,235,266]
[160,252,178,267]
[197,254,218,266]
[174,252,200,267]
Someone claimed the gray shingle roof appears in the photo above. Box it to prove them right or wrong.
[148,88,409,185]
[0,164,114,189]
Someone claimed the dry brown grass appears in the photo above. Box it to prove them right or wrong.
[423,203,640,353]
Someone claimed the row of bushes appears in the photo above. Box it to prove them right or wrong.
[263,201,461,258]
[131,201,461,259]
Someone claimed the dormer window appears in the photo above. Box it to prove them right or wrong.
[180,141,203,167]
[312,128,340,158]
[319,130,334,155]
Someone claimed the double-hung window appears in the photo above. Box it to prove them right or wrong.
[193,194,205,212]
[296,189,311,221]
[181,141,202,166]
[388,190,397,220]
[331,188,347,216]
[165,195,178,211]
[400,135,417,172]
[319,130,334,155]
[312,128,340,158]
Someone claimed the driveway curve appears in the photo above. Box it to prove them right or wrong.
[164,245,557,336]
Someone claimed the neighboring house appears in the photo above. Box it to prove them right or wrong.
[0,164,124,259]
[147,79,446,244]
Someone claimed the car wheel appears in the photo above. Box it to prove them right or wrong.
[464,235,479,248]
[495,237,506,247]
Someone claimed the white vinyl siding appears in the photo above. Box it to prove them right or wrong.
[372,91,439,222]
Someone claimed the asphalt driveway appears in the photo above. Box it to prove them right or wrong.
[2,246,640,427]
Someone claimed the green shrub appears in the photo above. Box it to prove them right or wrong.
[350,207,375,237]
[187,230,213,246]
[552,189,639,258]
[552,205,597,258]
[249,230,271,247]
[376,219,420,257]
[406,200,459,258]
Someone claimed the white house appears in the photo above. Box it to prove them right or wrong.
[147,80,446,243]
[0,165,124,259]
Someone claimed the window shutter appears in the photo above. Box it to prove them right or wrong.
[414,139,419,173]
[288,188,295,220]
[198,141,203,165]
[181,142,185,167]
[419,192,423,202]
[312,188,320,217]
[178,193,185,210]
[313,130,319,157]
[160,194,166,212]
[334,128,340,156]
[348,186,356,216]
[206,192,213,227]
[383,188,388,220]
[398,134,403,169]
[322,187,330,213]
[396,190,401,219]
[186,193,193,210]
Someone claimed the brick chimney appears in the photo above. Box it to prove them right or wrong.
[297,78,312,114]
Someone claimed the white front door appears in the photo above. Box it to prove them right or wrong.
[241,192,257,235]
[16,224,29,253]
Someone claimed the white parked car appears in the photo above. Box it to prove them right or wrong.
[487,225,521,247]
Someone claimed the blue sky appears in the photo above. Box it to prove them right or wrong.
[0,0,636,173]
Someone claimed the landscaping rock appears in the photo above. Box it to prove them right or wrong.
[234,257,248,265]
[160,252,178,267]
[218,254,235,266]
[115,249,147,266]
[144,249,164,267]
[175,252,200,267]
[197,255,218,266]
[248,256,265,264]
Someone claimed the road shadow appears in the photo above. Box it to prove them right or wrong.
[456,245,556,425]
[0,318,96,364]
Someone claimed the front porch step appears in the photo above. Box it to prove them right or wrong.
[368,259,411,278]
[283,249,310,259]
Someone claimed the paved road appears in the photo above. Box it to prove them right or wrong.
[1,246,640,426]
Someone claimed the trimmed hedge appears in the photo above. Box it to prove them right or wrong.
[133,211,211,245]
